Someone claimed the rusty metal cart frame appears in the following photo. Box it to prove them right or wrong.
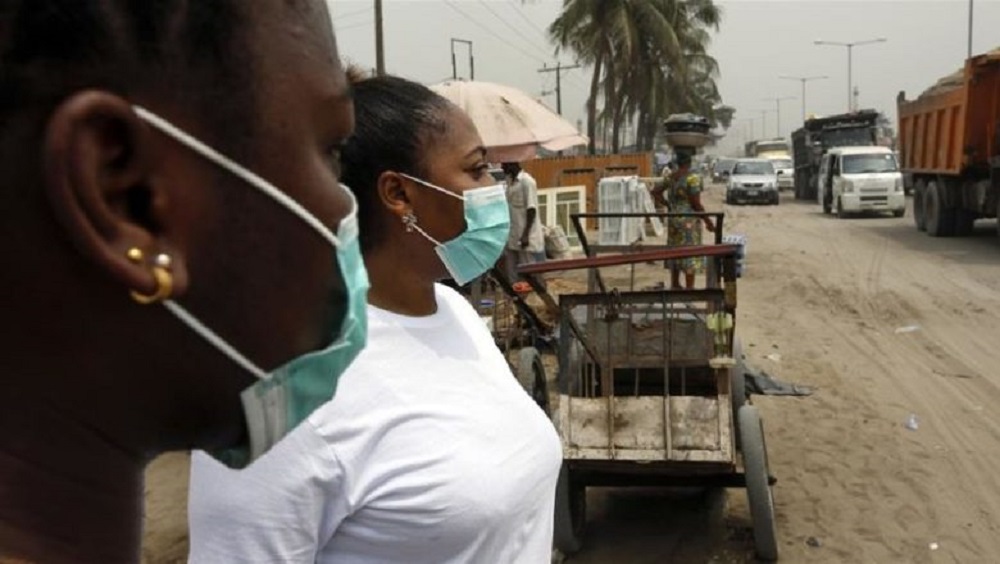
[519,212,778,561]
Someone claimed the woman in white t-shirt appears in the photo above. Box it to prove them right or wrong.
[186,71,562,564]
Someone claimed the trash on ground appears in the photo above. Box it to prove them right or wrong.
[744,365,813,397]
[806,536,822,548]
[905,414,919,431]
[894,325,921,334]
[929,542,939,551]
[764,353,782,363]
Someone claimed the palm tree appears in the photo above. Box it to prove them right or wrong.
[550,0,723,154]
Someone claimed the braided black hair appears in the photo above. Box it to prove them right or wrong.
[340,74,455,252]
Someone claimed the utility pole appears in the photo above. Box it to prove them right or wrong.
[968,0,974,59]
[752,109,773,141]
[763,96,796,138]
[374,0,385,76]
[779,75,828,122]
[450,39,474,80]
[538,61,581,115]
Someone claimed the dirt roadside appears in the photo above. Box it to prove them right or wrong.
[141,185,1000,563]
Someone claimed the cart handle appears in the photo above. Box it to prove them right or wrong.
[517,244,741,276]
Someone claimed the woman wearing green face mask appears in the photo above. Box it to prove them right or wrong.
[187,72,562,563]
[0,2,361,562]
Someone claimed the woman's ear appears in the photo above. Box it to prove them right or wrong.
[41,90,190,299]
[376,171,413,220]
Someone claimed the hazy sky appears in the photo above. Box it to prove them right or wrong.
[328,0,1000,155]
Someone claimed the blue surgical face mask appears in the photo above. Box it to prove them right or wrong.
[399,173,511,286]
[133,106,370,468]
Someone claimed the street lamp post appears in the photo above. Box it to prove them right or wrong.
[815,38,887,112]
[968,0,974,59]
[764,96,796,138]
[779,75,828,122]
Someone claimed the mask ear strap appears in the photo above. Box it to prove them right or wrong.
[133,105,341,248]
[163,301,269,380]
[398,173,466,201]
[408,221,444,247]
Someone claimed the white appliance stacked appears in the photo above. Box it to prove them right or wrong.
[597,176,664,246]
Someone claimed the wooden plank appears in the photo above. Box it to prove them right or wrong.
[565,447,732,463]
[611,397,665,450]
[559,395,735,464]
[669,396,720,451]
[667,449,732,463]
[565,397,611,450]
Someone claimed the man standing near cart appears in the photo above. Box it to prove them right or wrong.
[502,161,546,291]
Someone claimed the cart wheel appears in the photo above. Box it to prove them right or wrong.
[517,347,550,415]
[738,405,779,562]
[553,464,586,554]
[730,338,747,435]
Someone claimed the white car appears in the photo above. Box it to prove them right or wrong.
[726,159,779,205]
[768,157,794,191]
[817,146,905,218]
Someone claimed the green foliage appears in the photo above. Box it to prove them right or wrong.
[550,0,725,153]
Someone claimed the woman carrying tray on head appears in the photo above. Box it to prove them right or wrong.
[658,152,716,289]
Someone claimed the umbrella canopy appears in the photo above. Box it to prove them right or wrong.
[430,80,587,162]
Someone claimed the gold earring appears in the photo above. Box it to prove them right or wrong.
[126,247,174,305]
[127,247,144,263]
[130,265,173,305]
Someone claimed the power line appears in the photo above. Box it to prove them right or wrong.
[331,5,370,21]
[337,19,374,32]
[509,0,552,45]
[478,0,553,58]
[539,62,582,115]
[442,0,547,65]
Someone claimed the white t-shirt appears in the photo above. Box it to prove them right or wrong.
[505,171,545,253]
[188,284,562,564]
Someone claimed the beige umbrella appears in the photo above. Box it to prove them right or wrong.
[430,80,588,162]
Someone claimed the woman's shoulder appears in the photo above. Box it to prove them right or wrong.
[434,283,496,339]
[434,283,474,313]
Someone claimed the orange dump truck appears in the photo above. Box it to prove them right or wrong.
[897,50,1000,237]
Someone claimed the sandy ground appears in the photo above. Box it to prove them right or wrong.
[141,184,1000,563]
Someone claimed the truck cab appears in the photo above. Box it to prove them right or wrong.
[818,147,905,218]
[767,156,794,191]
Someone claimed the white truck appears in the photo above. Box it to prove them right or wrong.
[817,146,905,218]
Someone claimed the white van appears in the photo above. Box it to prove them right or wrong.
[817,146,905,218]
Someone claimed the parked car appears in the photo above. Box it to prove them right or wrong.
[712,158,736,183]
[726,159,779,205]
[817,146,905,218]
[768,157,794,191]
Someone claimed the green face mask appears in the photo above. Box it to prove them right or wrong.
[399,173,511,286]
[134,106,370,468]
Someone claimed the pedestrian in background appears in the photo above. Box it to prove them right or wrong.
[656,153,716,289]
[502,162,546,291]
